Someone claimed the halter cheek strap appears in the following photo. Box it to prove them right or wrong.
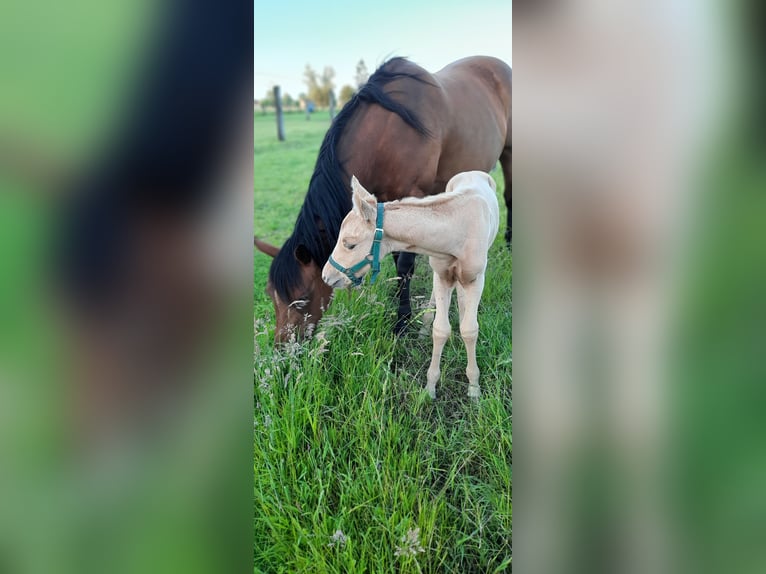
[328,203,385,286]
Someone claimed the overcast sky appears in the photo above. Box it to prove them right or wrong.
[254,0,512,99]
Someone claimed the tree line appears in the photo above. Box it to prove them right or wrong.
[257,59,370,113]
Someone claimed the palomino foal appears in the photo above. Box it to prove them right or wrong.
[322,171,499,399]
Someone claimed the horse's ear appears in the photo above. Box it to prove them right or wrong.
[294,243,312,266]
[254,237,280,258]
[350,175,376,222]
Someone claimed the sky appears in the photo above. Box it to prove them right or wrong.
[254,0,512,100]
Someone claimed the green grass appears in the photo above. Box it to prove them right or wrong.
[254,112,512,572]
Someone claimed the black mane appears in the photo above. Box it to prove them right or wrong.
[269,57,433,302]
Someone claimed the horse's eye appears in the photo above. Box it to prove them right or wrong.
[344,242,357,250]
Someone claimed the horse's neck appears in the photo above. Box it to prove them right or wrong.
[382,203,457,258]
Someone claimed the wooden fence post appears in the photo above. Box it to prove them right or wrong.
[273,85,285,141]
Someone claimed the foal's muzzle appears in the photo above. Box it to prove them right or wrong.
[327,254,373,287]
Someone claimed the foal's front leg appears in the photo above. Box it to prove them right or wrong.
[426,270,454,399]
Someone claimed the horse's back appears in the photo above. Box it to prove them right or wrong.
[433,57,512,180]
[436,56,512,93]
[339,56,511,201]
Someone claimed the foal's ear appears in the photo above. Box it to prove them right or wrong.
[350,175,377,222]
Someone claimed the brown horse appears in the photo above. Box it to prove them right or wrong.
[255,56,512,343]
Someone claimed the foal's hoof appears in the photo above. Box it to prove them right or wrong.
[468,386,481,401]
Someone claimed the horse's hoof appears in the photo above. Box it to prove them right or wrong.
[426,387,436,399]
[468,387,481,400]
[393,315,411,336]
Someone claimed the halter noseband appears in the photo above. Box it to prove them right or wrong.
[328,203,385,287]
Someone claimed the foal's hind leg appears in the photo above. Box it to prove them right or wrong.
[457,273,486,399]
[426,269,454,399]
[393,251,416,335]
[500,147,512,245]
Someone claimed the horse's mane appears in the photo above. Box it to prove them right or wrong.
[269,57,434,302]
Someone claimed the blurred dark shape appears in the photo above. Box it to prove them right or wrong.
[59,0,246,303]
[56,0,251,440]
[1,1,253,573]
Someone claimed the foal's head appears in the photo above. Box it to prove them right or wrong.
[322,176,382,290]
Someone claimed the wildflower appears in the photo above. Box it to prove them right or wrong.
[394,527,425,557]
[327,529,348,549]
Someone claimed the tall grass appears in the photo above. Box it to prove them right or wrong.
[254,112,511,572]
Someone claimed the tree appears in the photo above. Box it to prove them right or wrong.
[303,64,336,107]
[319,66,336,107]
[282,92,296,109]
[260,89,274,114]
[339,85,355,106]
[355,59,369,88]
[303,64,319,99]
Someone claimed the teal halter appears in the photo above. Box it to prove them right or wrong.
[328,203,385,286]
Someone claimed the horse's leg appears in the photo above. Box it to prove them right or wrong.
[393,251,416,335]
[500,146,512,245]
[457,273,486,399]
[426,268,454,399]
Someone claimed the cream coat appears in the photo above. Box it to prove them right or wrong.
[323,171,499,398]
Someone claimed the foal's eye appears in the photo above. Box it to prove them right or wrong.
[344,241,357,250]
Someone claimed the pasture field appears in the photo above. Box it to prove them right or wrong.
[254,111,512,572]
